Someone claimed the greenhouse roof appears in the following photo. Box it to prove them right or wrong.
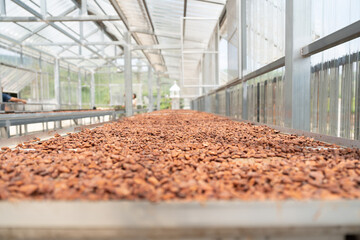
[0,0,225,83]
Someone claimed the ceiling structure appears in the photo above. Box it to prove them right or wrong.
[0,0,225,93]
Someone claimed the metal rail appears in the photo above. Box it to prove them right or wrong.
[0,200,359,239]
[203,56,285,98]
[0,110,123,128]
[301,19,360,57]
[0,120,115,149]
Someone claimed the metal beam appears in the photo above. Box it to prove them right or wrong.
[213,57,285,93]
[0,62,36,73]
[301,19,360,57]
[240,0,246,78]
[0,110,119,127]
[54,59,60,108]
[90,72,95,108]
[124,32,133,117]
[12,0,116,69]
[71,0,124,69]
[132,45,203,50]
[0,33,82,72]
[23,41,126,46]
[183,0,188,38]
[156,75,161,111]
[2,200,360,238]
[60,56,123,60]
[147,65,153,112]
[0,15,121,22]
[78,70,82,109]
[56,28,99,55]
[243,57,285,83]
[129,28,180,39]
[240,0,247,120]
[18,6,77,43]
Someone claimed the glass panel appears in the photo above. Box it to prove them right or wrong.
[245,0,285,74]
[311,0,360,42]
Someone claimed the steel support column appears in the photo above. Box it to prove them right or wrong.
[39,57,43,102]
[284,0,311,130]
[90,72,95,109]
[242,81,248,120]
[240,0,247,120]
[225,88,230,116]
[67,66,71,107]
[54,59,60,108]
[124,32,133,117]
[156,76,161,111]
[78,70,82,109]
[147,65,153,112]
[240,0,246,77]
[205,95,210,113]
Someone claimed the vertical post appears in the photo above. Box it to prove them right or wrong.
[205,95,210,113]
[78,69,82,109]
[242,81,248,120]
[39,55,43,102]
[215,18,220,86]
[147,64,153,112]
[180,17,185,87]
[67,65,71,107]
[0,0,6,16]
[240,0,247,77]
[108,66,112,106]
[35,72,39,102]
[239,0,247,120]
[225,88,230,116]
[90,71,95,109]
[54,58,60,109]
[5,122,10,138]
[284,0,311,130]
[199,57,203,96]
[156,75,161,111]
[124,32,133,117]
[40,0,46,18]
